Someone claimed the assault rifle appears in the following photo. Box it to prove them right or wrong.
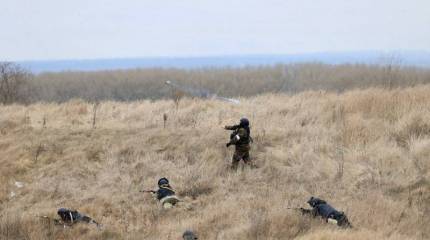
[286,207,351,227]
[35,215,66,226]
[285,207,313,215]
[140,189,156,193]
[36,215,103,229]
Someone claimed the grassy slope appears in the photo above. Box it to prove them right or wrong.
[1,86,430,240]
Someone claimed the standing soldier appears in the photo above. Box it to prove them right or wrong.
[225,118,253,170]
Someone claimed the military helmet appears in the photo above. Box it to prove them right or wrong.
[307,196,326,207]
[57,208,68,215]
[307,197,315,207]
[158,177,169,186]
[57,208,71,220]
[58,208,67,212]
[183,230,198,240]
[239,118,249,127]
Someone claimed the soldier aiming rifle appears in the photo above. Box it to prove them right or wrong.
[288,197,352,228]
[141,178,180,209]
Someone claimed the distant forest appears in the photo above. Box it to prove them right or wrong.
[1,62,430,104]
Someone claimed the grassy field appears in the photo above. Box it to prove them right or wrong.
[0,85,429,239]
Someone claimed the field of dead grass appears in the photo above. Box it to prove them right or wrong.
[0,85,429,239]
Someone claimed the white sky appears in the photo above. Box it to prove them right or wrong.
[1,0,430,61]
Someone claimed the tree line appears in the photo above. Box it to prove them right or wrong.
[1,62,430,104]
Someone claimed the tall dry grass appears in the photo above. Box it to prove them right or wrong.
[0,85,429,239]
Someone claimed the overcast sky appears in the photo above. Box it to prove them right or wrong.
[1,0,429,61]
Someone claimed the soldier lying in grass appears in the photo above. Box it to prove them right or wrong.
[57,208,100,228]
[298,197,352,228]
[141,177,180,209]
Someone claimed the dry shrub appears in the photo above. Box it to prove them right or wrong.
[393,115,430,149]
[179,172,213,199]
[86,145,104,162]
[409,138,430,173]
[0,214,29,240]
[0,120,19,135]
[0,214,60,240]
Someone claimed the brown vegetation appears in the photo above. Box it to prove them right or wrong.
[1,85,429,239]
[0,62,31,104]
[25,64,430,102]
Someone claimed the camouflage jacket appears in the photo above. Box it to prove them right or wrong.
[226,125,251,148]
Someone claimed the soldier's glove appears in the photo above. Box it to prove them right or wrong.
[226,143,232,147]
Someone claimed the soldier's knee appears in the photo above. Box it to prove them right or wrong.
[231,162,239,170]
[232,154,241,162]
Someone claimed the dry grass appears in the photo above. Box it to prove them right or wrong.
[1,85,430,239]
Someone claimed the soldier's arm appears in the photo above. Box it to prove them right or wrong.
[299,208,313,215]
[227,128,246,145]
[224,125,239,130]
[300,208,319,218]
[69,212,74,224]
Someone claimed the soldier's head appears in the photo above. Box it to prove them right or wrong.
[183,230,198,240]
[57,208,70,220]
[158,177,169,187]
[239,118,249,127]
[307,196,326,208]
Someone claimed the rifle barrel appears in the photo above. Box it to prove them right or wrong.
[140,190,155,193]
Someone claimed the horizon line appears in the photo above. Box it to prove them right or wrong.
[9,49,430,63]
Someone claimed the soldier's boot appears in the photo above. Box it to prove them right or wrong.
[231,162,239,170]
[231,156,240,170]
[243,155,257,169]
[245,160,257,169]
[163,202,173,209]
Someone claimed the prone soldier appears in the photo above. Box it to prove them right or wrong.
[141,178,180,209]
[298,197,352,228]
[57,208,100,227]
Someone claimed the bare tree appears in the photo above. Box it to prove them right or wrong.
[7,62,430,103]
[0,62,31,104]
[92,101,100,129]
[163,113,168,129]
[378,54,403,89]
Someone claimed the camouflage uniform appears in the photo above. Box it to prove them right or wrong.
[225,118,252,169]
